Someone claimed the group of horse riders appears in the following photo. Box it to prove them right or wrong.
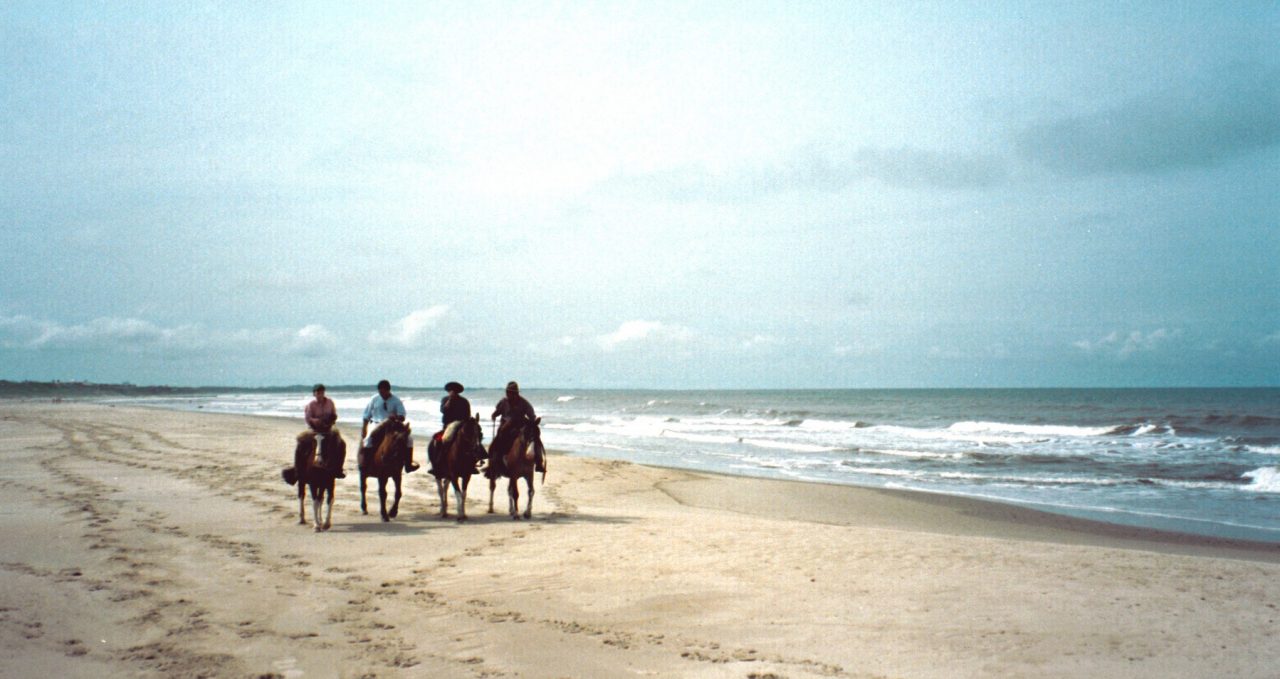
[289,379,543,483]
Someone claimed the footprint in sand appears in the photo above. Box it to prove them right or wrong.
[269,656,304,678]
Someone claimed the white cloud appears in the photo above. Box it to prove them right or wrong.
[289,324,339,356]
[597,320,693,351]
[368,306,450,348]
[0,315,204,351]
[0,315,49,348]
[740,334,785,351]
[833,342,879,358]
[0,313,341,357]
[1074,329,1182,358]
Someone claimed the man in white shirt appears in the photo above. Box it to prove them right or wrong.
[360,379,418,473]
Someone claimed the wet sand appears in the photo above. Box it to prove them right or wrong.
[1,402,1277,678]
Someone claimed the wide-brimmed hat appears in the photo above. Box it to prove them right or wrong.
[445,381,464,393]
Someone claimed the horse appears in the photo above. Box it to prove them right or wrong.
[358,420,410,522]
[282,431,344,532]
[433,414,484,521]
[488,417,545,520]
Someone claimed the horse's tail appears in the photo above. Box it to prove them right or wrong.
[282,467,299,486]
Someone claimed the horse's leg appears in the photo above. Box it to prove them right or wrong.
[322,481,333,531]
[436,476,447,518]
[312,484,324,532]
[488,477,496,514]
[452,479,466,522]
[523,474,534,519]
[378,477,390,522]
[298,480,307,525]
[360,472,369,515]
[508,477,519,520]
[457,475,469,522]
[387,472,402,520]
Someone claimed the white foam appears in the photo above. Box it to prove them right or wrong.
[738,438,837,453]
[796,418,868,432]
[556,395,577,402]
[860,448,963,460]
[949,421,1117,438]
[1242,466,1280,493]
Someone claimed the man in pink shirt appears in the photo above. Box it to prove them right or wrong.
[298,384,346,479]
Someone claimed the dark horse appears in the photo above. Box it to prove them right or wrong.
[488,417,545,520]
[282,431,345,532]
[359,420,410,522]
[433,414,484,521]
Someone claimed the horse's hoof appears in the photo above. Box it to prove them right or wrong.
[389,509,399,519]
[314,525,323,532]
[523,512,532,519]
[381,516,390,522]
[323,523,331,531]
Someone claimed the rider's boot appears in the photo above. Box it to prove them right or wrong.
[404,446,420,473]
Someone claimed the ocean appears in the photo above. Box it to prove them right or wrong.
[106,387,1280,543]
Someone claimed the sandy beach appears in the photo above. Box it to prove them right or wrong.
[1,402,1277,678]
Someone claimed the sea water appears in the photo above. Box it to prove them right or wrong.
[108,388,1280,542]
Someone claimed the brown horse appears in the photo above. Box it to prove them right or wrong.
[359,420,410,522]
[282,432,345,532]
[488,417,545,520]
[433,414,484,521]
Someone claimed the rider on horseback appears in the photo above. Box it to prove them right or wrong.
[486,381,542,479]
[429,381,485,477]
[286,383,346,482]
[360,379,418,473]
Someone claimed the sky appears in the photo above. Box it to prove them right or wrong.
[1,1,1277,389]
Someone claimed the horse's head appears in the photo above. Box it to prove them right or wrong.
[466,414,484,443]
[522,417,542,443]
[374,420,410,463]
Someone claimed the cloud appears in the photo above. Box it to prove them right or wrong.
[2,315,204,351]
[368,306,450,348]
[740,334,786,351]
[0,313,340,356]
[288,324,339,356]
[1017,66,1280,175]
[0,315,50,348]
[1073,329,1182,358]
[833,343,879,358]
[611,145,1007,202]
[597,320,694,351]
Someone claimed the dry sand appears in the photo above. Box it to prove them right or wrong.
[1,402,1277,678]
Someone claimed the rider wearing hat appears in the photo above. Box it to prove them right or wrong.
[487,381,538,479]
[428,381,480,476]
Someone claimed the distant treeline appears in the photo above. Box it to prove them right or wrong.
[0,381,335,398]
